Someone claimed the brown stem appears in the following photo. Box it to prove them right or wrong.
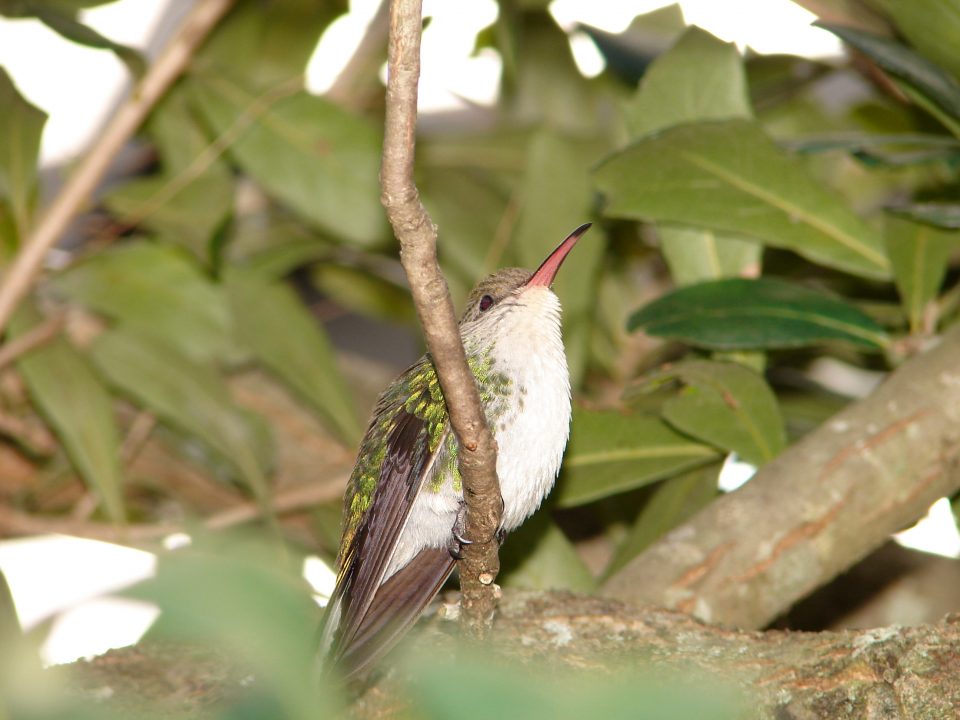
[602,323,960,629]
[380,0,502,636]
[0,476,347,544]
[0,0,234,334]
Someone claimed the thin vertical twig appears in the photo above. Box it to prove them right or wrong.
[380,0,503,635]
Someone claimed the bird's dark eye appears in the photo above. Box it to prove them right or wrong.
[479,294,494,312]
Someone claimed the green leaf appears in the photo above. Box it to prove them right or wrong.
[889,203,960,229]
[50,241,235,363]
[188,74,386,248]
[126,531,341,719]
[421,166,511,303]
[604,465,719,579]
[499,513,595,593]
[225,268,361,445]
[628,277,889,350]
[884,216,957,332]
[32,6,144,77]
[556,409,719,508]
[596,119,890,278]
[0,568,20,643]
[11,306,124,523]
[817,22,960,122]
[784,133,960,155]
[623,27,761,285]
[578,4,687,86]
[864,0,960,82]
[658,226,762,286]
[196,0,344,91]
[626,26,751,137]
[103,88,235,262]
[311,263,416,324]
[0,67,45,247]
[89,328,271,501]
[511,131,604,387]
[105,171,233,263]
[892,79,960,139]
[656,360,786,465]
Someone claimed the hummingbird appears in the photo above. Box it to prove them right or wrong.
[319,223,591,681]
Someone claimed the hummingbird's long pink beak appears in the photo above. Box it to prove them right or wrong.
[525,223,592,288]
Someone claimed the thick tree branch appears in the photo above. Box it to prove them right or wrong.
[0,0,234,334]
[603,324,960,629]
[66,590,960,719]
[381,0,502,635]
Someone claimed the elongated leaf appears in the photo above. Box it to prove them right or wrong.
[225,268,361,445]
[628,277,888,350]
[884,216,957,332]
[578,5,687,86]
[895,79,960,139]
[196,0,343,91]
[604,465,719,579]
[889,203,960,229]
[624,27,762,284]
[51,242,235,363]
[89,328,271,500]
[189,74,386,247]
[556,409,719,507]
[106,171,233,262]
[33,7,144,76]
[311,263,415,324]
[863,0,960,83]
[500,513,595,593]
[511,131,603,387]
[657,360,786,465]
[0,568,20,643]
[784,133,960,155]
[11,307,124,523]
[658,226,761,286]
[0,67,45,246]
[596,119,889,278]
[626,26,751,137]
[817,22,960,121]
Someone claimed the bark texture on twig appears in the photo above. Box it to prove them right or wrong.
[380,0,502,635]
[0,0,234,334]
[602,324,960,629]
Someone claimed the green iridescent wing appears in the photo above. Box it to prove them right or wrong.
[320,358,456,680]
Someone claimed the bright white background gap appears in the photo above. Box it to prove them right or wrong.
[0,0,946,668]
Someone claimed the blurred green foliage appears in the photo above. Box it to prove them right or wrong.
[1,0,960,713]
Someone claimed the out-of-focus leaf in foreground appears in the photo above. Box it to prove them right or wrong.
[628,278,889,350]
[596,119,890,278]
[89,328,272,501]
[126,532,341,720]
[12,307,125,523]
[226,268,362,445]
[556,409,719,508]
[406,648,741,720]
